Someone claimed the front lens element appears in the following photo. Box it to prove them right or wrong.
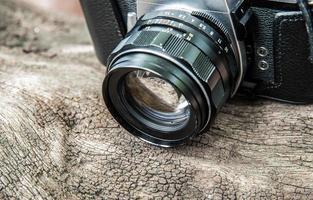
[125,70,190,116]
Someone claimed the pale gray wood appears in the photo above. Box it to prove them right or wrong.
[0,1,313,199]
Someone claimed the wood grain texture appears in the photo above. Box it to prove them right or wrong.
[0,1,313,199]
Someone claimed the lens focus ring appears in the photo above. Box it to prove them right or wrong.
[132,31,216,82]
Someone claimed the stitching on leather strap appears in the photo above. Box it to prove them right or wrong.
[266,16,303,89]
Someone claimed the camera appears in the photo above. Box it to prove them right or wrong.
[80,0,313,147]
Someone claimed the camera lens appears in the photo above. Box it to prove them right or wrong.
[104,10,240,146]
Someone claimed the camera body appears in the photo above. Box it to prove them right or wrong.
[80,0,313,146]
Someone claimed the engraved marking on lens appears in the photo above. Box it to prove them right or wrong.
[257,47,268,57]
[142,10,229,53]
[258,60,269,71]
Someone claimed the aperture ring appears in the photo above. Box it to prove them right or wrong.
[191,11,230,41]
[141,10,230,54]
[139,18,227,55]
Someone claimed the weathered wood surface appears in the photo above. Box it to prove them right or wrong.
[1,1,313,199]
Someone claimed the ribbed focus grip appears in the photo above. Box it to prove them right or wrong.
[132,31,216,82]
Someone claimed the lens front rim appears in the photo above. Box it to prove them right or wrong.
[103,53,210,147]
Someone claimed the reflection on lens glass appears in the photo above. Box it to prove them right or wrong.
[125,70,191,124]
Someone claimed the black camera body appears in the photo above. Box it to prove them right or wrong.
[80,0,313,147]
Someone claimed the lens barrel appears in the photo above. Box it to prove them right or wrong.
[103,10,239,147]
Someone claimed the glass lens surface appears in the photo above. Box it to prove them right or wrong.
[125,70,191,124]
